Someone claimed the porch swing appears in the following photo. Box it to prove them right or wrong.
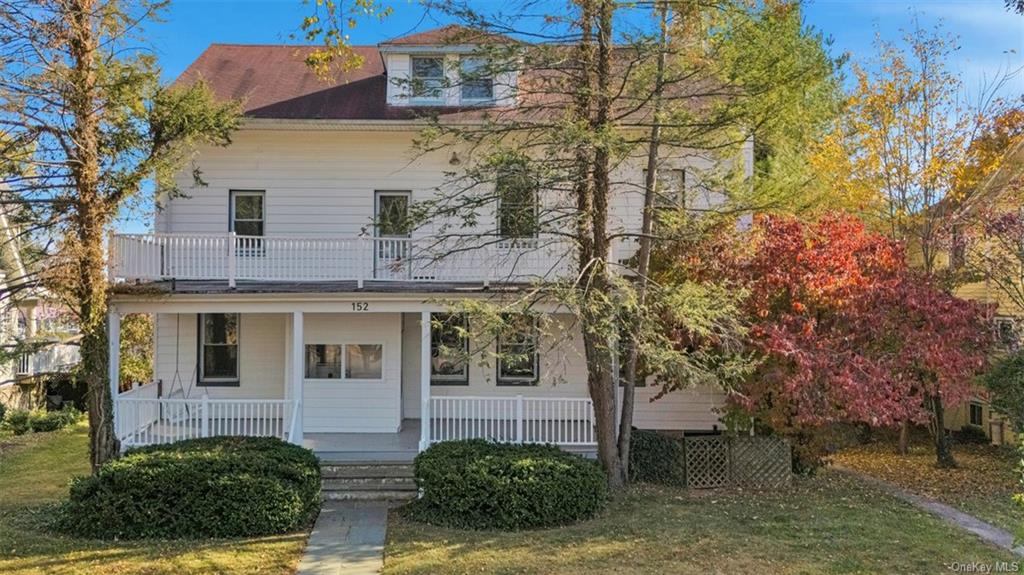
[161,314,198,426]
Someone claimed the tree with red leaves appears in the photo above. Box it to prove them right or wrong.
[727,214,992,468]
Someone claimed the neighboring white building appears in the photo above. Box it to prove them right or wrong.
[109,26,744,459]
[0,205,81,410]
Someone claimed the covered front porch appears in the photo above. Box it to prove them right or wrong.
[108,299,600,460]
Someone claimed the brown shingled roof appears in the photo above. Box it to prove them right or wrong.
[172,26,515,121]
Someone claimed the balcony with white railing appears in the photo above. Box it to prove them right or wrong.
[110,233,577,287]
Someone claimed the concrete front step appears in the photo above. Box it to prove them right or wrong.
[321,464,415,479]
[320,461,419,502]
[322,477,418,492]
[323,489,419,501]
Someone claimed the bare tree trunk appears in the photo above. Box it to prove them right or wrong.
[618,0,669,482]
[67,0,119,471]
[897,420,909,455]
[930,394,957,468]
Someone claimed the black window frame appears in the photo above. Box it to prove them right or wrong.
[430,313,470,385]
[496,313,539,386]
[197,313,240,386]
[969,402,984,427]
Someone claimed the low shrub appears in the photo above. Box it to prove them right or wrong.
[2,406,80,435]
[0,402,5,422]
[3,408,30,435]
[407,439,608,530]
[956,424,989,445]
[55,436,320,539]
[629,429,686,486]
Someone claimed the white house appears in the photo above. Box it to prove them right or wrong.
[0,203,81,411]
[109,26,743,462]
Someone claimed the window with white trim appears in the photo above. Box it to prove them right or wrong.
[199,313,239,384]
[431,313,469,385]
[496,158,538,240]
[460,57,493,102]
[304,343,383,380]
[497,314,538,385]
[230,190,264,237]
[642,168,686,210]
[411,57,445,101]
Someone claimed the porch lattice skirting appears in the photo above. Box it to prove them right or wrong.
[684,435,792,489]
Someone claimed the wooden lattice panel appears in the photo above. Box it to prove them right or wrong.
[684,436,730,489]
[730,436,792,489]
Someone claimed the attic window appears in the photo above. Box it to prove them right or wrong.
[411,57,445,101]
[460,57,493,101]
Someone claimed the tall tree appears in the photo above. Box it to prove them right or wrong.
[0,0,240,470]
[389,0,838,486]
[814,22,1013,465]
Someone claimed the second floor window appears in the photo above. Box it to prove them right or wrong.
[995,317,1018,349]
[642,168,686,210]
[460,57,493,102]
[496,158,538,240]
[200,313,239,384]
[230,190,264,237]
[411,57,445,101]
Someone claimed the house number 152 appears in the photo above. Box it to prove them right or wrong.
[351,302,369,311]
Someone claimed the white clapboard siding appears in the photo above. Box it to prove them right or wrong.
[385,53,411,104]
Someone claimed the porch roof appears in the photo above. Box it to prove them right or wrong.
[113,279,531,296]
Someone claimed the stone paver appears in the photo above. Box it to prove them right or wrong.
[837,466,1024,557]
[296,501,390,575]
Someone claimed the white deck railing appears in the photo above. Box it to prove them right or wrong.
[110,233,574,286]
[429,395,596,446]
[116,392,296,448]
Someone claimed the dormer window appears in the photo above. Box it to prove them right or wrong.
[411,57,445,101]
[460,57,493,102]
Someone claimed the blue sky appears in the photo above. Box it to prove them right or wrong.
[150,0,1023,90]
[121,0,1023,232]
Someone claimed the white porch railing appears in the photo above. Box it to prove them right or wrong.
[110,233,574,286]
[429,396,596,447]
[115,392,296,448]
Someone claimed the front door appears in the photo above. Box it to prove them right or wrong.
[374,191,411,279]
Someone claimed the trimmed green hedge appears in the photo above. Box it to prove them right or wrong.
[629,429,686,486]
[55,436,320,539]
[407,439,608,530]
[2,406,80,435]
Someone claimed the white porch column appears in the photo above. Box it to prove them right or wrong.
[291,311,304,445]
[107,309,121,436]
[419,311,431,451]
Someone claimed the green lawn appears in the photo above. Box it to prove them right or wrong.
[833,439,1022,534]
[0,421,309,575]
[384,472,1017,575]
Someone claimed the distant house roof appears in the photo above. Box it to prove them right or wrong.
[172,26,512,121]
[379,24,515,47]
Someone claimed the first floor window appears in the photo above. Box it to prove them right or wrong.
[431,313,469,384]
[305,344,342,379]
[305,343,384,380]
[497,314,538,385]
[970,402,984,426]
[200,313,239,383]
[346,344,383,379]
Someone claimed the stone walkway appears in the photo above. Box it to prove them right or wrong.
[296,502,390,575]
[836,466,1024,557]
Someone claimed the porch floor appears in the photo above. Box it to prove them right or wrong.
[305,420,420,463]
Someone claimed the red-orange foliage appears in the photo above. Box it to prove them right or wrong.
[732,214,992,429]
